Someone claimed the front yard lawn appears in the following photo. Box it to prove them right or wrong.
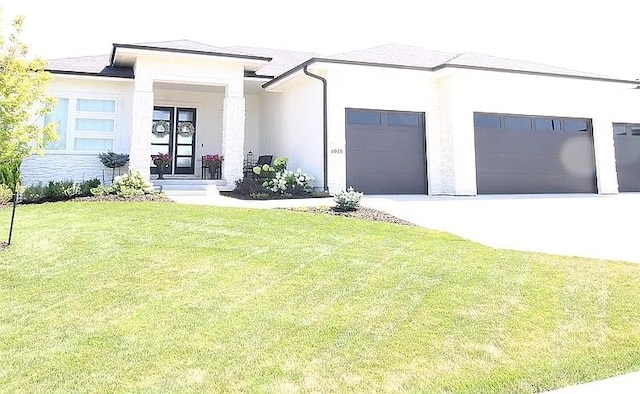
[1,202,639,392]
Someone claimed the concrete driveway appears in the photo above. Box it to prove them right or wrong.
[362,193,640,264]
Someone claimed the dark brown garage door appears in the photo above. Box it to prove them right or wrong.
[474,113,597,194]
[346,109,426,194]
[613,123,640,192]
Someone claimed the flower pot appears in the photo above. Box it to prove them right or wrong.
[209,165,220,180]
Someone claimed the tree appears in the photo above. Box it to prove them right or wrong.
[0,11,56,247]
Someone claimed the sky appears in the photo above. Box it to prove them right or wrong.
[1,0,638,80]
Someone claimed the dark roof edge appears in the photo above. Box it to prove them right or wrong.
[263,58,639,88]
[46,69,135,79]
[110,43,272,65]
[433,63,639,85]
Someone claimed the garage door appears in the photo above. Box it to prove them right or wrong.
[346,109,426,194]
[613,123,640,192]
[474,113,597,194]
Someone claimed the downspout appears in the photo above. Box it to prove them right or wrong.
[303,65,329,192]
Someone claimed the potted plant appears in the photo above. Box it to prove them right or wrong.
[98,151,129,183]
[151,152,171,179]
[203,154,222,179]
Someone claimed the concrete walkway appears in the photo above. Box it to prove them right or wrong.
[169,192,640,392]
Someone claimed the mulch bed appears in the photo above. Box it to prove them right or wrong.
[0,241,7,251]
[283,206,415,226]
[72,194,173,203]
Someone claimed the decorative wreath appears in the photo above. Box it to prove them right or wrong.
[177,121,195,138]
[151,120,170,138]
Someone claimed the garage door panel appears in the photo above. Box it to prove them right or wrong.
[478,152,596,175]
[348,128,422,151]
[347,150,424,174]
[346,109,426,194]
[477,173,596,194]
[614,135,640,192]
[476,131,591,154]
[347,172,425,194]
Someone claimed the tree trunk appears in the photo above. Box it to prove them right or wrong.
[8,191,17,245]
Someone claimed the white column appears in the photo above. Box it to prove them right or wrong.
[129,77,154,180]
[592,117,619,194]
[221,83,246,184]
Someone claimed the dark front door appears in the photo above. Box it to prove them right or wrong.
[151,107,196,175]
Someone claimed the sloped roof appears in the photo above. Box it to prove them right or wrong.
[227,45,318,77]
[46,54,133,78]
[327,43,458,69]
[444,52,609,79]
[133,40,259,58]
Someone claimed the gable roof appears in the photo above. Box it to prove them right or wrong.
[46,54,134,78]
[226,46,318,78]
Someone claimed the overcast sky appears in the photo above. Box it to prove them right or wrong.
[2,0,638,79]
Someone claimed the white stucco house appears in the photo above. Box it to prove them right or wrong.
[22,40,640,195]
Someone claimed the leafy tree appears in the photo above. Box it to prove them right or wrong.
[0,11,55,247]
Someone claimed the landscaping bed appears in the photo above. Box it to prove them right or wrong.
[283,206,414,226]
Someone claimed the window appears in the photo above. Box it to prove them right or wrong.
[563,119,588,132]
[474,113,501,128]
[504,116,532,130]
[76,99,115,113]
[347,110,381,125]
[534,118,561,131]
[44,98,69,150]
[45,96,117,152]
[388,113,420,127]
[613,123,640,136]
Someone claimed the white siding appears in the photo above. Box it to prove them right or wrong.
[260,77,323,186]
[21,76,133,186]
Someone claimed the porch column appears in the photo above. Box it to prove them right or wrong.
[129,77,154,181]
[221,83,245,184]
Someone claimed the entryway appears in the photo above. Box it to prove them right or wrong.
[151,107,197,175]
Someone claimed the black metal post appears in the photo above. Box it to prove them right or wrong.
[7,191,17,245]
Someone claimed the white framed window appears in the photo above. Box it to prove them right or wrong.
[45,96,118,153]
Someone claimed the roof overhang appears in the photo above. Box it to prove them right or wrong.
[264,58,639,91]
[110,43,272,69]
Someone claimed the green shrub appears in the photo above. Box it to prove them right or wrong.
[79,178,101,196]
[333,187,364,211]
[0,159,21,193]
[234,177,264,196]
[0,183,13,205]
[21,183,46,204]
[111,170,152,198]
[263,169,314,196]
[90,185,111,196]
[44,180,80,201]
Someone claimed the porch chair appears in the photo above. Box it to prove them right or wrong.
[243,155,273,178]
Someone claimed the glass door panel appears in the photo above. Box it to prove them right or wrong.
[174,108,196,174]
[150,107,173,174]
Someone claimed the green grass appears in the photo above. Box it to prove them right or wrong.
[1,201,639,392]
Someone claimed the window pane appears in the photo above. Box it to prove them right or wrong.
[151,144,169,154]
[74,138,113,151]
[534,118,553,131]
[153,110,171,121]
[347,110,381,125]
[388,113,420,127]
[631,125,640,136]
[177,146,192,156]
[76,99,115,113]
[613,124,628,135]
[176,157,192,167]
[75,118,115,132]
[178,111,194,122]
[504,116,532,130]
[45,98,69,150]
[563,119,589,132]
[474,113,501,128]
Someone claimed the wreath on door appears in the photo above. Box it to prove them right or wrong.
[151,120,170,138]
[177,121,195,138]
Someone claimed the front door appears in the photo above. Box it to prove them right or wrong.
[151,107,197,175]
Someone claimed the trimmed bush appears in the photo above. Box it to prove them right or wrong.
[333,187,364,211]
[110,170,153,198]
